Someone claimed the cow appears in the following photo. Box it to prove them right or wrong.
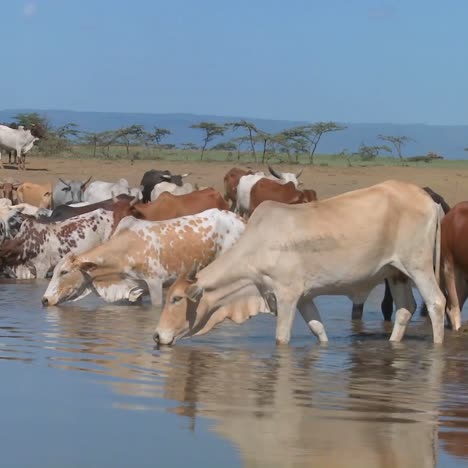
[0,208,114,279]
[380,186,451,321]
[83,178,141,204]
[0,124,43,170]
[41,209,246,307]
[223,168,253,211]
[250,179,317,213]
[52,177,92,207]
[111,188,229,231]
[38,194,134,223]
[153,180,446,346]
[140,170,190,203]
[151,181,194,201]
[236,165,303,217]
[17,182,52,208]
[439,201,468,331]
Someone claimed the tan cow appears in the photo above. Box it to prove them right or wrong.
[154,180,445,346]
[17,182,52,208]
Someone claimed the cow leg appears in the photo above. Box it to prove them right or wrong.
[444,254,463,331]
[410,272,446,344]
[0,150,3,169]
[381,279,394,321]
[351,303,364,320]
[388,278,416,342]
[274,287,300,345]
[297,295,328,343]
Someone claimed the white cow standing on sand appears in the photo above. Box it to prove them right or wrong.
[84,179,142,203]
[0,124,41,170]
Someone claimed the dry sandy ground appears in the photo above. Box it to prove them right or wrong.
[4,157,468,206]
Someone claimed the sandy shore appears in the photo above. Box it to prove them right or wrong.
[4,157,468,206]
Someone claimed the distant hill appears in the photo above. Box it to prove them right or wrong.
[1,109,467,159]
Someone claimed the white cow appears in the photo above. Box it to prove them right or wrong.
[0,125,41,170]
[236,165,303,217]
[150,181,194,201]
[83,178,142,203]
[153,180,446,346]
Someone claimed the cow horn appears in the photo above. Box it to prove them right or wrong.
[59,178,71,188]
[268,165,282,179]
[81,176,92,189]
[296,168,303,178]
[129,197,139,207]
[181,172,191,177]
[161,174,172,180]
[112,195,119,203]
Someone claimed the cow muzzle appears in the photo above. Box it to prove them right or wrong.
[41,296,56,307]
[153,330,175,346]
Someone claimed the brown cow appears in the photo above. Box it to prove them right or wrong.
[441,201,468,330]
[223,168,253,211]
[16,182,52,208]
[250,179,317,213]
[112,187,229,231]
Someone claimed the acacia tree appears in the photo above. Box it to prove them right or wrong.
[116,125,146,157]
[227,120,258,161]
[254,131,274,163]
[292,122,347,164]
[354,143,391,161]
[378,134,413,162]
[190,121,225,159]
[148,127,171,147]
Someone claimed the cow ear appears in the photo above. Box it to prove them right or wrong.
[44,191,51,197]
[186,283,203,302]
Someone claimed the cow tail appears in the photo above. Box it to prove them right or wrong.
[434,203,443,286]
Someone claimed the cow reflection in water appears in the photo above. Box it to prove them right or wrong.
[45,306,468,467]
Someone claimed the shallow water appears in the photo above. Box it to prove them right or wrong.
[1,280,467,468]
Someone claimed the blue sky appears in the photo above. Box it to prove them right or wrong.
[3,0,467,124]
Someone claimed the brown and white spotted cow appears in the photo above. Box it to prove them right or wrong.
[0,208,114,279]
[41,209,246,307]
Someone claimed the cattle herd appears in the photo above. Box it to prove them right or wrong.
[0,161,466,349]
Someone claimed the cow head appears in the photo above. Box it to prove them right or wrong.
[59,177,92,204]
[153,266,201,345]
[29,123,45,139]
[0,181,21,203]
[41,254,95,306]
[268,165,303,186]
